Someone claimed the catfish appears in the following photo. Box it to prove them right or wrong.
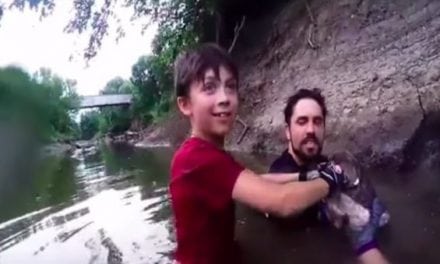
[309,151,390,230]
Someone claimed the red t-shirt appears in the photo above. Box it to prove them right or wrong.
[169,137,244,264]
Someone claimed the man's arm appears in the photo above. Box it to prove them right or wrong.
[232,169,329,217]
[358,248,389,264]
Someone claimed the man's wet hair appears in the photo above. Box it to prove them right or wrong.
[284,88,327,125]
[174,43,239,98]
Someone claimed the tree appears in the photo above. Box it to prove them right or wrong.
[3,0,218,59]
[33,68,80,140]
[0,66,79,142]
[97,77,134,135]
[100,77,133,95]
[3,0,263,129]
[79,110,100,140]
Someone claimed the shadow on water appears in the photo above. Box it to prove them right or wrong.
[0,140,440,263]
[0,154,77,223]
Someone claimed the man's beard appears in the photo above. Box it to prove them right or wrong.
[291,134,323,164]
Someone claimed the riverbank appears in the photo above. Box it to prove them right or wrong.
[134,109,440,171]
[41,143,76,157]
[135,0,440,169]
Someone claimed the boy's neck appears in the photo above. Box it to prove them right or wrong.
[191,130,225,149]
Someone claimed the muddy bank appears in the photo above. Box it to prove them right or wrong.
[41,143,76,157]
[136,112,186,149]
[227,0,440,167]
[139,0,440,168]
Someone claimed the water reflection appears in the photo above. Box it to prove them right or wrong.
[0,142,174,264]
[0,185,174,263]
[0,154,77,223]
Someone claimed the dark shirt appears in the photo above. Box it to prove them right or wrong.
[268,149,328,227]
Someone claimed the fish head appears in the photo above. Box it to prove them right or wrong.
[330,151,383,213]
[329,151,361,189]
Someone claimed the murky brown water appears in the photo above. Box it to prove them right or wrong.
[1,142,440,263]
[0,143,174,264]
[236,164,440,264]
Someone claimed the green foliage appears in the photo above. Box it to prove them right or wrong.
[126,0,212,127]
[98,105,132,135]
[98,77,134,134]
[130,55,165,124]
[79,110,100,140]
[4,0,253,130]
[6,0,219,60]
[0,66,79,142]
[100,77,134,95]
[78,77,134,139]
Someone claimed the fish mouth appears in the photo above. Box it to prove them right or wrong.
[351,177,360,187]
[344,177,360,189]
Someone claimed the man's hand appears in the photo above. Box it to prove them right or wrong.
[346,197,388,258]
[317,162,349,195]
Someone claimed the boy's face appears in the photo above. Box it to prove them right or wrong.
[286,98,325,162]
[177,65,238,141]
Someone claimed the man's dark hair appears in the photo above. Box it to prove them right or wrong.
[284,88,327,124]
[174,43,239,98]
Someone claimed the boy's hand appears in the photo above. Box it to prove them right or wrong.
[317,162,349,196]
[299,170,320,181]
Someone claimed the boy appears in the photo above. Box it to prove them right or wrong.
[169,43,348,264]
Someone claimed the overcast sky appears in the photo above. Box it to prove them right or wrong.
[0,1,157,95]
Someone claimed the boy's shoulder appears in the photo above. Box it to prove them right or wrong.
[173,137,215,161]
[171,138,225,171]
[170,137,243,201]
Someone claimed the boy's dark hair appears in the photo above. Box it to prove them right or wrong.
[174,43,239,97]
[284,88,327,125]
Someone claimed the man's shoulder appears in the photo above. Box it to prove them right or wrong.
[316,154,329,163]
[270,151,291,167]
[268,151,329,173]
[269,150,299,173]
[316,155,328,162]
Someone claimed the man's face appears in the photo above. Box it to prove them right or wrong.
[286,98,325,163]
[177,66,238,141]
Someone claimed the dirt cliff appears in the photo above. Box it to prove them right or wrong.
[225,0,440,167]
[141,0,440,168]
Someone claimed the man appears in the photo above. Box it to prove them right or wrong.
[267,88,389,264]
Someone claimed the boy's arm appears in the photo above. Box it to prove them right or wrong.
[260,173,300,183]
[232,169,329,217]
[261,170,321,183]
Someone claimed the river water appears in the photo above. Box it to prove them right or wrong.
[0,142,439,263]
